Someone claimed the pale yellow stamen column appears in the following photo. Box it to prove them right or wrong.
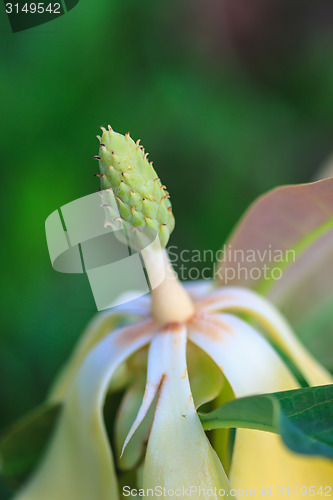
[142,246,195,325]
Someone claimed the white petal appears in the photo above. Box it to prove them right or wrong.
[143,326,231,499]
[196,286,332,386]
[121,331,168,456]
[15,321,156,500]
[189,312,298,396]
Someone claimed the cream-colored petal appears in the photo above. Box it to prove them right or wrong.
[196,286,332,386]
[189,313,333,498]
[15,321,156,500]
[143,326,231,499]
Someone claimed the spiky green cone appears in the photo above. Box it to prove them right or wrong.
[96,126,175,249]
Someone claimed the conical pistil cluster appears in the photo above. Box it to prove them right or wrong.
[97,126,174,249]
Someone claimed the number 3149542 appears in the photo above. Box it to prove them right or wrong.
[5,3,61,14]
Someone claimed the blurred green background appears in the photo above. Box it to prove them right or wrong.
[1,0,333,497]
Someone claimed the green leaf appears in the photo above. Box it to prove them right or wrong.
[0,403,61,488]
[199,384,333,460]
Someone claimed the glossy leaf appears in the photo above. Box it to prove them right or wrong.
[200,384,333,459]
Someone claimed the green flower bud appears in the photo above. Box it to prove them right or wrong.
[97,126,175,248]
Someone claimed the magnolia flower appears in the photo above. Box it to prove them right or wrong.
[12,128,333,500]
